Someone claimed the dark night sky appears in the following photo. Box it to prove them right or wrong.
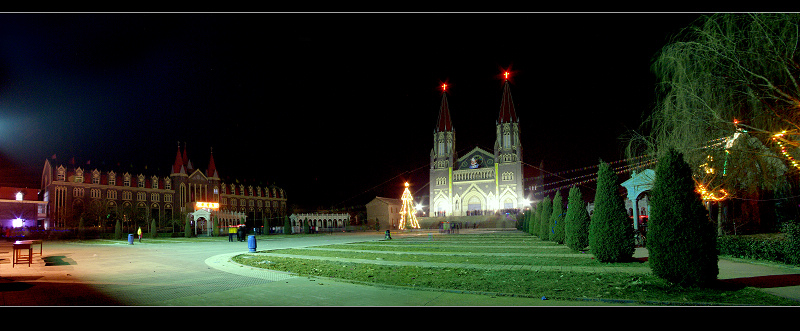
[0,12,702,210]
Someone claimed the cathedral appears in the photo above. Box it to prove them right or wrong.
[429,74,525,217]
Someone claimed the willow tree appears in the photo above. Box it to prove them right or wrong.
[625,13,800,231]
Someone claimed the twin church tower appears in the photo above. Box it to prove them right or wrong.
[429,72,525,217]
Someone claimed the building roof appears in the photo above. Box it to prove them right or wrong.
[367,196,402,206]
[498,79,517,123]
[436,92,453,132]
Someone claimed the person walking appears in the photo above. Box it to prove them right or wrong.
[137,226,142,243]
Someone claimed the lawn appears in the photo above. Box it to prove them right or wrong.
[232,231,800,306]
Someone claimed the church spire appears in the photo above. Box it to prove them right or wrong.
[172,142,185,174]
[436,83,453,132]
[207,147,218,179]
[498,72,517,124]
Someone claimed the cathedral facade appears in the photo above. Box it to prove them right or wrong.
[40,144,287,232]
[429,76,525,217]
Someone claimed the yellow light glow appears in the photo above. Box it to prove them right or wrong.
[694,180,728,202]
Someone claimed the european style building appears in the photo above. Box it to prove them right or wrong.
[40,143,287,232]
[429,76,525,216]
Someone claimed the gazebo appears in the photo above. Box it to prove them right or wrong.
[620,169,655,233]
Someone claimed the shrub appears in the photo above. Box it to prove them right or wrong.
[538,196,552,241]
[649,149,718,286]
[115,219,122,240]
[551,191,565,244]
[283,216,292,235]
[565,186,590,251]
[784,222,800,265]
[717,235,785,261]
[589,161,634,262]
[150,219,158,239]
[184,218,192,238]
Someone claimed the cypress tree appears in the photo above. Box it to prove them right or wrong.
[184,217,192,238]
[115,218,122,240]
[649,148,718,286]
[150,219,157,239]
[539,196,552,241]
[589,161,634,262]
[551,191,565,244]
[303,218,310,234]
[531,203,540,236]
[283,216,292,234]
[565,186,590,252]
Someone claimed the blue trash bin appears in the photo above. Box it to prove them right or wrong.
[247,235,256,252]
[128,233,134,245]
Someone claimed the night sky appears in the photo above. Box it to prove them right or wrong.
[0,12,702,210]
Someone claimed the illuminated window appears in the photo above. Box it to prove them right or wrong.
[15,192,23,201]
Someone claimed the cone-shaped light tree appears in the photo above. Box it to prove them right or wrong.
[589,161,635,262]
[649,148,719,286]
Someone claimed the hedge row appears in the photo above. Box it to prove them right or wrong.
[717,222,800,265]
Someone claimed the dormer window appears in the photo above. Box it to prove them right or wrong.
[137,175,145,188]
[123,173,131,187]
[92,170,100,185]
[108,171,116,186]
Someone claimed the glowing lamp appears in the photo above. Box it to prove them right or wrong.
[13,218,23,228]
[196,202,219,209]
[504,71,510,80]
[441,83,447,92]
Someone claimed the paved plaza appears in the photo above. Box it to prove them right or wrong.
[1,230,799,306]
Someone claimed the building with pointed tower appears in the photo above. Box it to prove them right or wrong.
[429,73,526,217]
[40,143,287,234]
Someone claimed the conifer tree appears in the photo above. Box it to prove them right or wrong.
[115,218,122,240]
[565,186,590,251]
[531,203,540,236]
[184,217,192,238]
[150,219,157,239]
[283,216,292,234]
[551,191,565,244]
[589,161,634,262]
[649,148,719,286]
[539,196,552,241]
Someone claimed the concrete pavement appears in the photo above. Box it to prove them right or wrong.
[0,230,799,306]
